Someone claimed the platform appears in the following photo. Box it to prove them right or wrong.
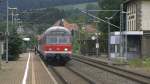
[0,52,57,84]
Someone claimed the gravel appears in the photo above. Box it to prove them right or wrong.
[67,60,141,84]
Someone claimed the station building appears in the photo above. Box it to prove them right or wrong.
[110,0,150,59]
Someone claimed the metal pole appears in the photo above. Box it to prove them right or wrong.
[108,18,111,59]
[11,10,14,24]
[105,17,113,59]
[0,33,1,69]
[125,12,128,60]
[78,24,81,54]
[96,36,99,57]
[96,23,99,57]
[6,0,9,63]
[120,4,124,60]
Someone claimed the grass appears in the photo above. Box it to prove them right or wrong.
[111,57,128,65]
[128,57,150,68]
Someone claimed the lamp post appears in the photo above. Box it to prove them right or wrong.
[5,0,17,63]
[91,32,101,57]
[95,33,99,57]
[8,7,17,24]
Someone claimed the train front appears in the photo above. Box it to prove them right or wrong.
[43,26,72,65]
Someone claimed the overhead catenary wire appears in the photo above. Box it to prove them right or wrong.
[80,10,120,29]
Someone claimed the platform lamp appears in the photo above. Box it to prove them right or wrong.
[91,32,101,57]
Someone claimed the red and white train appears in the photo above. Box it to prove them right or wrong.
[37,26,72,65]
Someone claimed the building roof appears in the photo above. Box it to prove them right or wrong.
[53,19,97,33]
[53,19,79,31]
[84,25,96,33]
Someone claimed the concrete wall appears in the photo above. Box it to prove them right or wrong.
[126,1,137,31]
[141,1,150,30]
[141,35,150,57]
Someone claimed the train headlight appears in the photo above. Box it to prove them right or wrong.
[64,48,68,51]
[49,48,52,51]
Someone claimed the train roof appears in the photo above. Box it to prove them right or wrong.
[44,26,71,35]
[38,26,71,41]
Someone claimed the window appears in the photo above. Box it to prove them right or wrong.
[49,30,70,36]
[59,37,70,43]
[46,36,71,44]
[46,37,57,44]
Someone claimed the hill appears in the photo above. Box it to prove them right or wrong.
[7,0,97,10]
[55,2,98,10]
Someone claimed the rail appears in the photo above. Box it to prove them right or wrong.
[72,55,150,84]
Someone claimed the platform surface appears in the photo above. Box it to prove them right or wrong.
[0,52,57,84]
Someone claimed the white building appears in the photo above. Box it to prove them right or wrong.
[126,0,150,31]
[110,0,150,59]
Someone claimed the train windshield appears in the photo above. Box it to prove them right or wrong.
[46,37,57,44]
[46,36,71,44]
[59,37,70,43]
[49,30,70,36]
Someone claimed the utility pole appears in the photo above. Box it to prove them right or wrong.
[105,17,113,59]
[6,0,9,63]
[120,4,124,60]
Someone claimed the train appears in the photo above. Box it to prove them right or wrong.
[36,26,72,65]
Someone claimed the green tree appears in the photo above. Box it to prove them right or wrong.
[98,0,123,32]
[4,30,23,60]
[20,7,66,34]
[97,0,124,53]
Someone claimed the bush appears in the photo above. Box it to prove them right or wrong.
[128,58,143,67]
[143,57,150,67]
[128,57,150,68]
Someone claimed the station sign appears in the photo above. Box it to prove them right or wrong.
[96,43,99,48]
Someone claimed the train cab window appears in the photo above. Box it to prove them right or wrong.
[46,37,57,44]
[59,37,70,43]
[50,30,70,36]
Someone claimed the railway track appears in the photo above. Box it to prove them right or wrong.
[49,65,95,84]
[39,53,95,84]
[72,55,150,84]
